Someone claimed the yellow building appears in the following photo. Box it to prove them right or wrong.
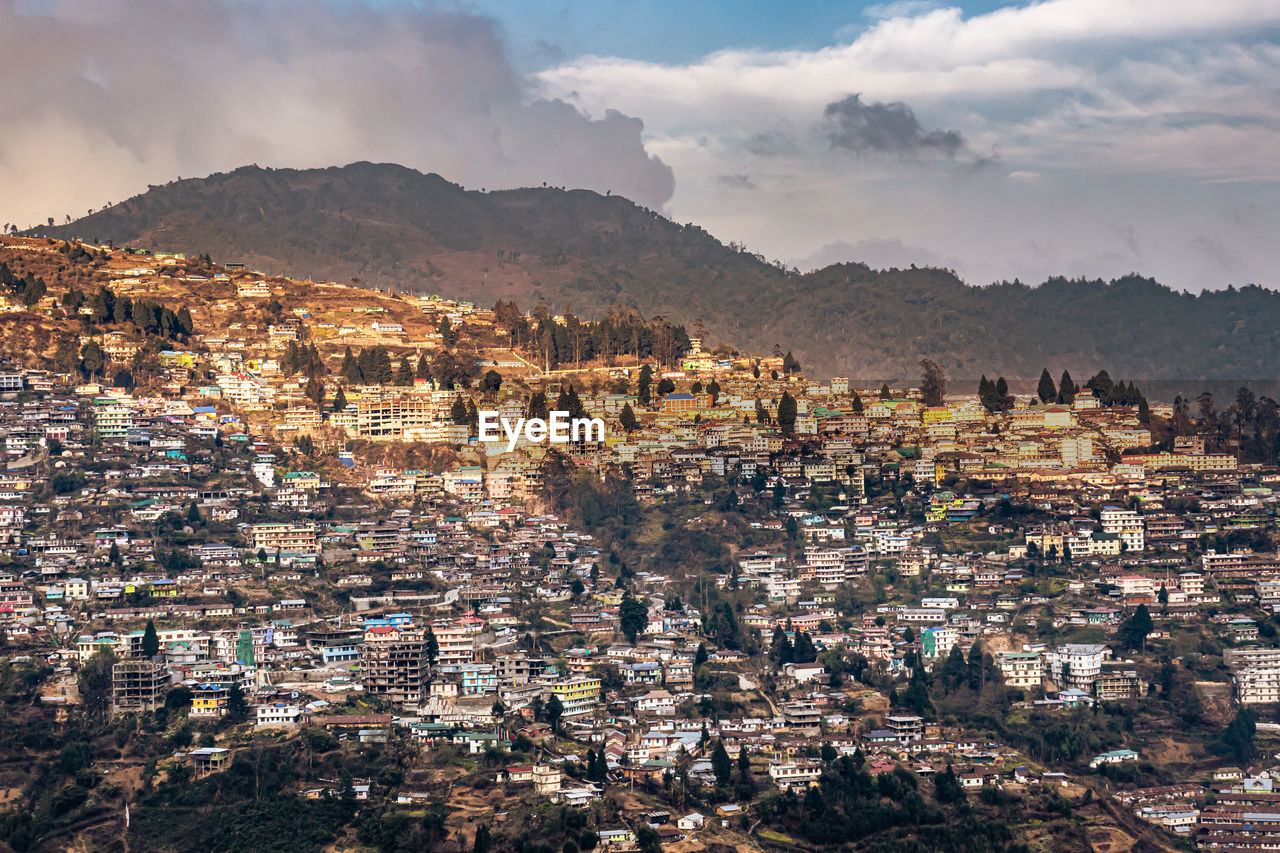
[552,677,602,717]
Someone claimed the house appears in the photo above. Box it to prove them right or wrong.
[635,689,677,716]
[188,747,230,775]
[677,813,705,831]
[598,827,636,848]
[769,762,821,790]
[1090,749,1138,768]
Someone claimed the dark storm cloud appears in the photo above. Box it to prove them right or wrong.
[823,94,966,157]
[0,0,674,228]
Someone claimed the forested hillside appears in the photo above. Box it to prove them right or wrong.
[31,162,1280,381]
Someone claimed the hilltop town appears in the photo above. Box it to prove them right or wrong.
[3,235,1280,851]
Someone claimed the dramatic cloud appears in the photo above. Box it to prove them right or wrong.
[0,0,674,230]
[536,0,1280,292]
[824,94,965,157]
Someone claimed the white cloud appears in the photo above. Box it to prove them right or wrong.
[533,0,1280,291]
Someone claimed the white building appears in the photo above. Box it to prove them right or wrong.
[1046,644,1109,690]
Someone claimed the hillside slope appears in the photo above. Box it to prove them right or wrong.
[33,162,1280,382]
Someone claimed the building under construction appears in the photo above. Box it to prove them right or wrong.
[111,658,170,714]
[360,626,428,708]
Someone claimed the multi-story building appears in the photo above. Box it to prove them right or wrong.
[769,762,822,791]
[1046,644,1109,690]
[433,624,474,666]
[1100,506,1144,552]
[1234,666,1280,705]
[1094,670,1143,701]
[249,522,317,554]
[996,651,1043,691]
[361,626,429,708]
[551,677,602,717]
[191,684,229,718]
[94,402,133,439]
[111,658,170,714]
[921,625,959,661]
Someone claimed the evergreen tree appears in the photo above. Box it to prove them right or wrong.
[1225,707,1258,765]
[879,383,891,400]
[711,740,732,787]
[547,693,564,734]
[395,355,414,386]
[619,403,638,433]
[851,390,864,414]
[425,628,439,667]
[451,396,469,425]
[340,346,361,383]
[142,618,160,658]
[637,364,653,406]
[1058,369,1077,404]
[777,391,798,435]
[1119,604,1154,651]
[1037,368,1057,403]
[332,385,348,411]
[619,591,647,644]
[995,376,1012,411]
[304,376,325,411]
[473,824,492,853]
[415,352,430,380]
[527,390,549,422]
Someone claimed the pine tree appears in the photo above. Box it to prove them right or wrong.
[415,352,430,380]
[473,824,492,853]
[340,347,361,383]
[332,386,347,411]
[1037,368,1057,403]
[619,403,638,433]
[711,740,732,787]
[777,392,798,435]
[450,396,468,424]
[304,376,324,411]
[425,628,439,667]
[637,364,653,406]
[1058,369,1077,404]
[395,356,414,386]
[142,618,160,658]
[995,376,1011,411]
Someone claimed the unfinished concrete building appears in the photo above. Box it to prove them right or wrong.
[360,627,428,708]
[112,658,170,714]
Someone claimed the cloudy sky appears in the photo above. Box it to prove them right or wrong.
[3,0,1279,291]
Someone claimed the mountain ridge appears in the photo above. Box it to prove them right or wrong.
[28,161,1280,383]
